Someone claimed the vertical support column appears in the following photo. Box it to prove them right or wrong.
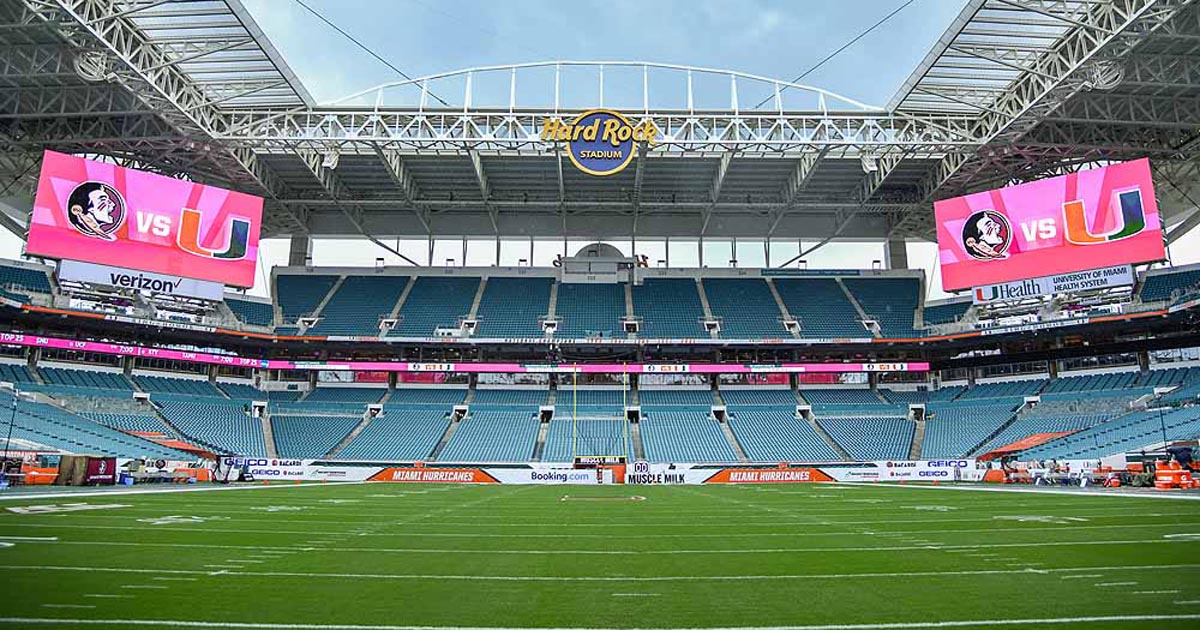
[1137,351,1150,373]
[288,234,312,267]
[885,238,908,270]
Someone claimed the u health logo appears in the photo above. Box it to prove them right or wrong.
[541,109,659,176]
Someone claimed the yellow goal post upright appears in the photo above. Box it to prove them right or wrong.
[570,363,631,469]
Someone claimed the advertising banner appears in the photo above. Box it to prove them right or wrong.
[972,265,1134,304]
[935,159,1164,292]
[367,467,499,483]
[27,150,263,287]
[58,260,224,301]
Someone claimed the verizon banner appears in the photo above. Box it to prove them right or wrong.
[27,150,263,288]
[972,265,1134,304]
[935,159,1164,292]
[58,260,224,301]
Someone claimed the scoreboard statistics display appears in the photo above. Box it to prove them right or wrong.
[933,159,1165,292]
[26,150,264,288]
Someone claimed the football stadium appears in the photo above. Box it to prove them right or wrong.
[2,0,1200,628]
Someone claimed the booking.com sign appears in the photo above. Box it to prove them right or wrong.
[541,109,659,176]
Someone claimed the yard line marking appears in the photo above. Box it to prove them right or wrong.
[1,614,1200,629]
[611,593,660,597]
[1176,601,1200,605]
[839,481,1200,501]
[1132,590,1180,594]
[39,605,94,610]
[3,563,1197,583]
[1059,574,1102,579]
[80,595,132,599]
[1094,582,1138,587]
[151,577,197,582]
[0,481,369,501]
[30,537,1200,556]
[120,585,168,590]
[0,536,57,541]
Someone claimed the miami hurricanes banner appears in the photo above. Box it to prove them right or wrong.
[934,159,1165,292]
[27,150,264,288]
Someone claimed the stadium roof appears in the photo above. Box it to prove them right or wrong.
[2,0,1199,250]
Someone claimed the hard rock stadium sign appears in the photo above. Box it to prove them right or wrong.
[541,109,659,176]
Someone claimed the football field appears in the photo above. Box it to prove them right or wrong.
[0,482,1199,629]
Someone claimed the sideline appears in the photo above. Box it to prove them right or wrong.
[0,614,1199,629]
[836,482,1200,501]
[0,481,367,502]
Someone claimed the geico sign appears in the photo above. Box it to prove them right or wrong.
[926,460,969,468]
[224,458,302,467]
[919,470,950,478]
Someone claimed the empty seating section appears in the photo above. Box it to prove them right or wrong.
[774,279,864,338]
[271,415,361,459]
[6,394,186,458]
[1024,407,1200,460]
[703,279,784,338]
[276,274,339,322]
[922,401,1019,459]
[1163,380,1200,405]
[818,418,914,460]
[641,411,737,462]
[928,386,966,402]
[542,418,631,462]
[632,279,704,338]
[157,399,265,456]
[0,263,52,293]
[391,277,479,336]
[1140,268,1200,303]
[640,389,714,409]
[388,388,466,407]
[555,283,625,338]
[309,276,408,335]
[474,277,552,338]
[0,363,35,384]
[304,387,385,404]
[226,298,274,327]
[728,410,839,461]
[843,278,920,338]
[957,379,1045,400]
[439,411,539,462]
[801,389,904,416]
[268,390,304,402]
[975,404,1117,456]
[1042,371,1140,395]
[1139,367,1200,388]
[720,388,797,408]
[556,388,625,411]
[84,412,170,434]
[135,374,222,398]
[219,382,262,400]
[923,301,971,326]
[337,411,451,460]
[880,390,927,405]
[39,367,131,391]
[472,389,547,409]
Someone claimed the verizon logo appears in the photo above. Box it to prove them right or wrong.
[108,272,181,293]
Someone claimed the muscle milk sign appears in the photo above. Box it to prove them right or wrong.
[972,264,1133,304]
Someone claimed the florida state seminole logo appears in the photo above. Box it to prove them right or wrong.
[960,209,1012,261]
[66,181,126,241]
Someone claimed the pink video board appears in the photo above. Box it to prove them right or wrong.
[934,159,1165,292]
[27,150,263,288]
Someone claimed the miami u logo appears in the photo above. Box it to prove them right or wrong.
[176,208,250,260]
[1063,188,1146,245]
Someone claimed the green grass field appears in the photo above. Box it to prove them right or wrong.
[0,482,1199,629]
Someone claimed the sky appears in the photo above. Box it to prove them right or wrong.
[3,0,1197,300]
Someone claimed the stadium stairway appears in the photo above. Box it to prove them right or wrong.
[386,277,416,322]
[630,420,646,459]
[909,415,925,459]
[624,282,634,322]
[301,276,345,333]
[836,278,877,338]
[261,413,279,458]
[532,419,550,461]
[324,412,375,459]
[468,278,487,320]
[765,279,800,338]
[808,416,851,460]
[965,408,1025,457]
[429,414,461,461]
[694,279,717,338]
[718,416,750,462]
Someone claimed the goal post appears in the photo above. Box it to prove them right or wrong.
[568,363,631,471]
